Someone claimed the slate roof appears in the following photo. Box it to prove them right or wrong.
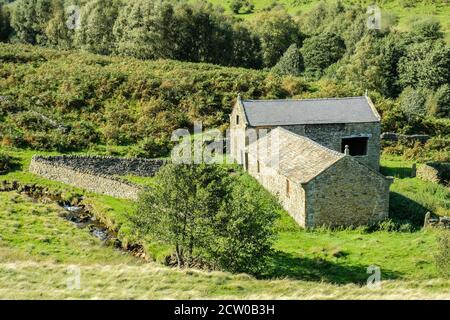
[247,127,345,184]
[241,96,380,126]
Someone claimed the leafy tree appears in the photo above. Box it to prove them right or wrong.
[251,9,303,67]
[271,43,304,76]
[113,0,178,60]
[75,0,119,55]
[230,23,262,69]
[426,84,450,118]
[377,33,407,97]
[11,0,53,45]
[133,164,279,273]
[210,175,279,274]
[335,33,407,97]
[0,0,12,42]
[133,163,230,268]
[301,32,346,75]
[399,86,430,118]
[399,40,450,90]
[44,0,73,49]
[172,1,234,64]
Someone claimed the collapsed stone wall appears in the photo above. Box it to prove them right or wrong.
[29,155,165,200]
[417,162,450,186]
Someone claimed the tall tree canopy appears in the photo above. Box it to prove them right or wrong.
[301,32,346,76]
[251,9,303,67]
[75,0,119,55]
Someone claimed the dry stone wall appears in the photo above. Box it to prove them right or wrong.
[34,155,164,177]
[29,155,165,200]
[417,162,450,186]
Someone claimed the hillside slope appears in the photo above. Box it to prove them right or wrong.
[209,0,450,41]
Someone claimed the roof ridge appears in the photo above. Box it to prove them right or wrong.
[243,96,366,103]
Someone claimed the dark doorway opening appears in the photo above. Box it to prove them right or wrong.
[341,137,368,156]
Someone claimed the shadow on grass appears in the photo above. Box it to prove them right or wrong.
[389,191,428,229]
[380,165,412,178]
[0,156,23,175]
[262,251,402,285]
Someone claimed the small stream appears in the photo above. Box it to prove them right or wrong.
[60,205,114,243]
[1,180,148,259]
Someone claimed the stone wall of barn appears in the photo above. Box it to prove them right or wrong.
[280,122,381,171]
[246,152,307,227]
[304,157,391,228]
[229,101,250,164]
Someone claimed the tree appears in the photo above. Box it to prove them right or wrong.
[210,175,279,274]
[0,0,12,42]
[271,43,304,76]
[399,86,430,118]
[134,163,230,268]
[44,0,72,49]
[426,84,450,118]
[113,0,178,60]
[252,9,303,67]
[399,40,450,90]
[75,0,119,55]
[377,33,407,97]
[11,0,53,45]
[172,1,234,64]
[301,32,346,76]
[133,164,279,273]
[230,23,262,69]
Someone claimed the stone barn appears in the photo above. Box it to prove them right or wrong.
[230,95,382,171]
[246,128,392,228]
[229,95,392,228]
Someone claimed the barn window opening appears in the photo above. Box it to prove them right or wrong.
[236,115,239,125]
[257,160,260,173]
[286,179,290,197]
[341,137,368,156]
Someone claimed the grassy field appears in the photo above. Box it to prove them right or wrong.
[0,146,449,299]
[1,190,449,299]
[207,0,450,42]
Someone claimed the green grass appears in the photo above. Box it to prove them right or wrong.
[0,146,449,298]
[381,155,450,219]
